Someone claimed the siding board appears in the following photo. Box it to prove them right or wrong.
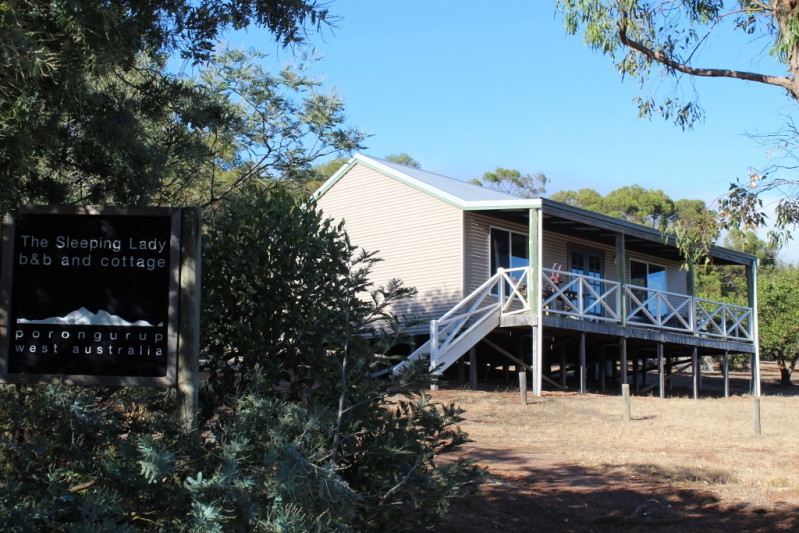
[317,165,463,333]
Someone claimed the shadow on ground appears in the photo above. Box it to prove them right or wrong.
[438,446,799,533]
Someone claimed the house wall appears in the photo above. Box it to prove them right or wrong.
[316,164,464,334]
[463,212,527,294]
[463,211,689,306]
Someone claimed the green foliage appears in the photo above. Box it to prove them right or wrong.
[0,187,480,531]
[307,156,351,193]
[470,167,548,198]
[188,49,366,206]
[551,184,709,228]
[0,1,350,212]
[0,4,478,530]
[385,153,421,168]
[201,185,352,403]
[758,266,799,385]
[556,1,799,126]
[556,1,799,249]
[723,229,777,269]
[550,184,724,264]
[716,125,799,247]
[549,188,604,211]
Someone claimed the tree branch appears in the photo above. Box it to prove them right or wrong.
[617,12,798,98]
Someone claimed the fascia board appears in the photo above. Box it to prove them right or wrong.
[352,155,544,211]
[460,199,542,210]
[352,156,472,209]
[311,156,358,200]
[314,154,542,211]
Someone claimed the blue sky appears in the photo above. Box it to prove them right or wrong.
[231,0,797,259]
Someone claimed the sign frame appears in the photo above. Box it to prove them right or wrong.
[0,206,181,386]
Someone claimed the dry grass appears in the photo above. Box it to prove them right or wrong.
[434,361,799,506]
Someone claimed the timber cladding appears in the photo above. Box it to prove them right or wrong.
[317,164,464,333]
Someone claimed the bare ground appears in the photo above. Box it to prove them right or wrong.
[433,361,799,532]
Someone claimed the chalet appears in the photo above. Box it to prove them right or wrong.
[314,154,760,397]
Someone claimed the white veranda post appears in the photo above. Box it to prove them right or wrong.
[529,207,543,396]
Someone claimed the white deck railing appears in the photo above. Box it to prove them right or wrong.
[538,267,753,342]
[542,268,620,321]
[624,284,692,332]
[695,298,753,341]
[426,267,753,367]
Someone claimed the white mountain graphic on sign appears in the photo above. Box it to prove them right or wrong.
[18,307,162,327]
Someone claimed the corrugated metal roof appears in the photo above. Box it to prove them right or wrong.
[368,156,523,202]
[314,153,756,266]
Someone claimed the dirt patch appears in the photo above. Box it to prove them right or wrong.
[433,361,799,532]
[439,445,799,532]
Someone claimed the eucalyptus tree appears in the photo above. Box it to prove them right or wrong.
[550,185,706,229]
[385,153,422,168]
[0,0,337,212]
[556,1,799,252]
[470,167,548,198]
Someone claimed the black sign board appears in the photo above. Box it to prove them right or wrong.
[0,206,180,386]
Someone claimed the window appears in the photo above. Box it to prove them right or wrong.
[569,248,603,316]
[630,260,667,318]
[490,228,528,295]
[490,228,528,275]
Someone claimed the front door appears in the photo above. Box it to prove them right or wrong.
[630,260,667,321]
[569,248,603,316]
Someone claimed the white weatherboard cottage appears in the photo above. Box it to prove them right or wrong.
[315,154,760,397]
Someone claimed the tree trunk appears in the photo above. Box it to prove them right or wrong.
[779,365,794,387]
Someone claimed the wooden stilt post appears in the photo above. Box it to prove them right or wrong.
[177,207,201,431]
[752,396,762,435]
[658,342,665,399]
[723,351,730,398]
[641,353,647,387]
[667,353,673,391]
[600,346,606,392]
[519,370,527,405]
[692,347,699,400]
[633,357,640,392]
[579,333,587,395]
[560,345,567,389]
[532,326,542,396]
[469,347,477,390]
[620,337,628,385]
[622,383,631,421]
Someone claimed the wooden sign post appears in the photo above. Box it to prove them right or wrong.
[0,206,200,427]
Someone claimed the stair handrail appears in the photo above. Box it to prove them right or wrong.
[430,267,529,372]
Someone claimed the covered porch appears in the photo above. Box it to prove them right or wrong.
[425,264,757,398]
[411,200,760,397]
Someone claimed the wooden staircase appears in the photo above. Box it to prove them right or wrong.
[393,267,530,376]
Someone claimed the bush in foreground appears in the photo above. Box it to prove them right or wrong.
[0,186,480,531]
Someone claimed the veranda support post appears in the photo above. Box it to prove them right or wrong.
[579,333,587,395]
[529,207,543,396]
[747,260,761,396]
[657,342,665,399]
[691,347,699,400]
[620,337,628,385]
